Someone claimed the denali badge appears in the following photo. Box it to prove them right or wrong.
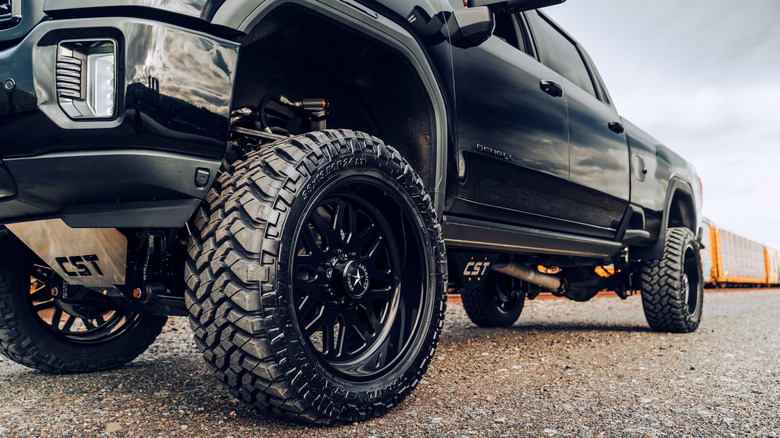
[475,143,512,161]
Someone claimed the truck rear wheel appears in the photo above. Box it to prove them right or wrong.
[640,227,703,333]
[461,272,525,327]
[0,231,168,373]
[185,130,447,424]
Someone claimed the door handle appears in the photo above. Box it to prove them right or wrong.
[540,80,564,98]
[608,121,625,134]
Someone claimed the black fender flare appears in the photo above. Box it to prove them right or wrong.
[634,176,698,260]
[210,0,450,215]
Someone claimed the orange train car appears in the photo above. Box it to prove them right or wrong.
[701,218,780,287]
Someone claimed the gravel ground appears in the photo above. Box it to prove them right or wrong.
[1,289,778,437]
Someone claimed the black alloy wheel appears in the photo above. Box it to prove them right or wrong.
[292,180,425,380]
[27,263,141,344]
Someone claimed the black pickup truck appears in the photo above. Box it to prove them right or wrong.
[0,0,703,425]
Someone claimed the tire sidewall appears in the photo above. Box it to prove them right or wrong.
[684,233,704,326]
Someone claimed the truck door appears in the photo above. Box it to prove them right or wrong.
[527,11,630,232]
[448,11,573,232]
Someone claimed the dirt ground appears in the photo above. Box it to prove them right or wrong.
[1,289,778,437]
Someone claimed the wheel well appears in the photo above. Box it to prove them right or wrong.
[231,4,436,188]
[668,190,696,231]
[630,182,697,260]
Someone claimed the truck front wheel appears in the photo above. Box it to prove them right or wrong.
[0,231,168,373]
[640,227,703,333]
[185,130,447,424]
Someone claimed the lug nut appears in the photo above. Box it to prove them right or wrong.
[51,287,58,297]
[3,78,15,92]
[132,288,143,299]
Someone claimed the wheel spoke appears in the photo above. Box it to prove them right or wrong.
[33,301,55,311]
[311,208,340,245]
[294,273,326,310]
[344,202,359,245]
[299,298,326,330]
[297,292,319,321]
[299,224,328,263]
[366,265,393,286]
[304,312,324,337]
[364,235,384,262]
[81,318,96,330]
[361,304,384,336]
[61,315,76,332]
[366,286,395,303]
[361,336,392,372]
[29,270,50,284]
[30,288,52,302]
[51,308,63,328]
[304,305,334,337]
[334,316,346,357]
[342,310,372,347]
[353,225,379,255]
[356,225,378,245]
[326,315,339,355]
[331,200,351,244]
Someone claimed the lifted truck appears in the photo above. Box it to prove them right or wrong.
[0,0,703,424]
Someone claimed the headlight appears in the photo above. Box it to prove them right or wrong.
[57,40,117,120]
[86,52,116,117]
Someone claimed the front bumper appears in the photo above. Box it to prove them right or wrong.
[0,16,240,226]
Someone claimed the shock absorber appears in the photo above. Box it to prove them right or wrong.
[301,98,329,132]
[259,95,329,134]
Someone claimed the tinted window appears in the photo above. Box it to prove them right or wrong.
[535,16,597,98]
[493,13,536,56]
[493,13,520,49]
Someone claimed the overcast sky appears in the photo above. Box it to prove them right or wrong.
[544,0,780,249]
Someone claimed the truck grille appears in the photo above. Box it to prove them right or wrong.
[56,54,85,100]
[0,0,21,28]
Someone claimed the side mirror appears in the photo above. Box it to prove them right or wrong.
[444,7,496,48]
[470,0,566,14]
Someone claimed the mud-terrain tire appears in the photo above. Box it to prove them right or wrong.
[462,272,525,327]
[185,130,447,424]
[640,227,703,333]
[0,230,168,373]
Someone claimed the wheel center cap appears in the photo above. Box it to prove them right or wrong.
[339,260,370,299]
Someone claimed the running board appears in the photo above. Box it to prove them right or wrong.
[441,216,623,259]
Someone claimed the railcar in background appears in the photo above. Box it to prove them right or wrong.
[701,218,780,288]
